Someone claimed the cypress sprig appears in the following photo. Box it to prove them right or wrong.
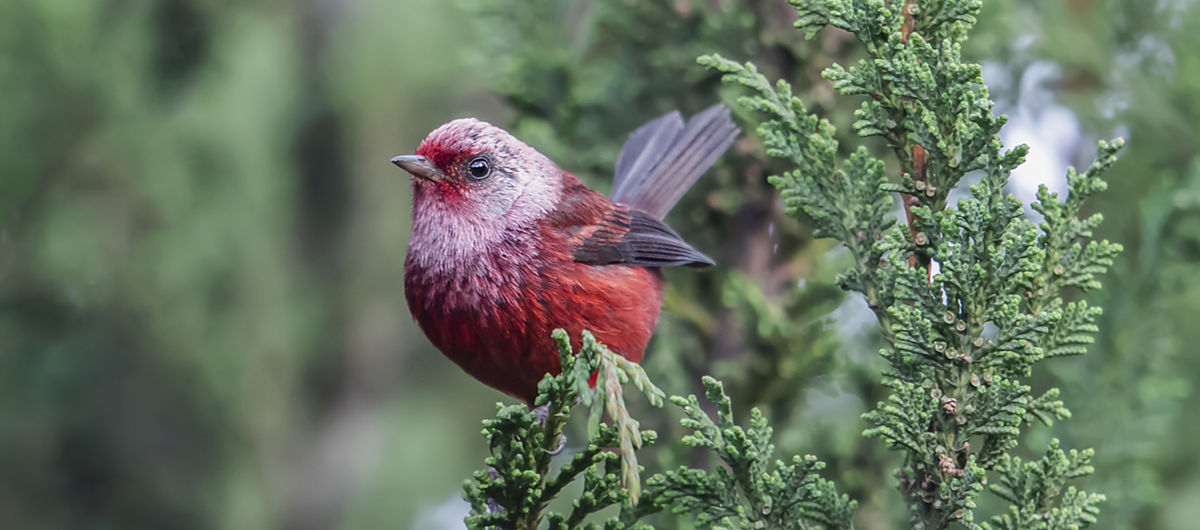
[463,330,659,529]
[646,376,857,529]
[704,0,1120,527]
[984,439,1105,529]
[464,335,855,529]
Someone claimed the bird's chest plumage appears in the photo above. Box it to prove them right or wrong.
[403,220,665,402]
[403,222,564,397]
[405,226,544,348]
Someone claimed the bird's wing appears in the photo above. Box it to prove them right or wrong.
[571,207,714,268]
[546,174,714,268]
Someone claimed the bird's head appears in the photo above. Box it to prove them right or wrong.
[393,118,563,225]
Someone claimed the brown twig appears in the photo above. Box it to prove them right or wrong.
[898,0,933,281]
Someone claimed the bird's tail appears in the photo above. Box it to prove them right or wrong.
[609,104,740,220]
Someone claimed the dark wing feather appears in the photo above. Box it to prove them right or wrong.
[572,207,714,268]
[610,104,739,220]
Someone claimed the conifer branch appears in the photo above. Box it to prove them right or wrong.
[463,330,658,529]
[983,439,1105,529]
[464,332,854,529]
[646,377,857,529]
[706,0,1120,527]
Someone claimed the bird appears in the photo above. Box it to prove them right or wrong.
[393,104,739,403]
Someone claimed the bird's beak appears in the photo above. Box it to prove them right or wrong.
[391,155,443,182]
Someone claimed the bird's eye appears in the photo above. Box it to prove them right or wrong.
[467,157,491,180]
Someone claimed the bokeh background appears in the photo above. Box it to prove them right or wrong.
[2,0,1198,528]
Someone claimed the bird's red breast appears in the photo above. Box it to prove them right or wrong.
[404,173,663,403]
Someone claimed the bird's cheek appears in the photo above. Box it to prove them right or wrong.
[475,187,523,218]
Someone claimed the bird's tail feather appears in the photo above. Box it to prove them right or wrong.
[610,104,739,220]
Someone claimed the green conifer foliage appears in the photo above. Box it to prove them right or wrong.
[462,330,661,529]
[463,331,855,529]
[701,0,1121,528]
[649,377,856,529]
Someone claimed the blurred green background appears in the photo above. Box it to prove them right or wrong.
[2,0,1198,528]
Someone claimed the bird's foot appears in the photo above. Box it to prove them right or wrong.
[546,432,567,455]
[486,467,503,514]
[530,404,568,454]
[531,403,550,426]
